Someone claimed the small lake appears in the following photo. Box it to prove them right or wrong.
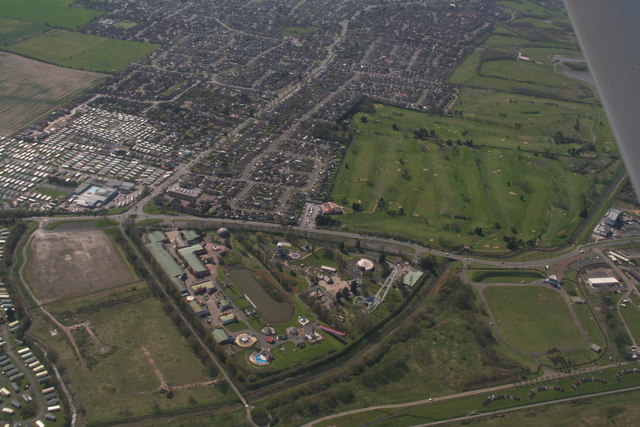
[552,55,596,88]
[227,268,294,323]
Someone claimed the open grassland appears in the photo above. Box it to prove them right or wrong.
[26,227,138,303]
[265,277,533,426]
[0,16,46,45]
[32,286,230,425]
[4,28,159,72]
[0,0,102,29]
[469,269,544,283]
[473,387,640,426]
[483,286,583,354]
[619,304,640,344]
[331,103,596,249]
[315,366,640,427]
[449,50,592,100]
[0,51,104,135]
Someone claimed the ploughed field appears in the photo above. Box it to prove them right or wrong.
[0,51,104,135]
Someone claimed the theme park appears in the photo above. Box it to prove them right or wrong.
[141,225,428,378]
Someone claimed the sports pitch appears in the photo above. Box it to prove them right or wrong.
[483,286,584,354]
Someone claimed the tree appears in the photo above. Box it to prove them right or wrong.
[338,241,346,252]
[251,407,271,426]
[360,115,368,123]
[378,253,386,264]
[355,239,361,252]
[350,280,359,295]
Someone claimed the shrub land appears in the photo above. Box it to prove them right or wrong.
[32,286,230,425]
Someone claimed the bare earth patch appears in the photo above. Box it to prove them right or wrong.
[0,51,104,135]
[27,227,137,304]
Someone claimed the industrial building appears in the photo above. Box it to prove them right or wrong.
[587,277,620,288]
[189,300,210,317]
[402,271,424,287]
[145,241,187,293]
[74,186,118,209]
[177,244,209,278]
[167,183,203,201]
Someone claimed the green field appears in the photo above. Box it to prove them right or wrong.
[330,0,620,251]
[280,25,319,36]
[0,0,102,29]
[316,365,640,427]
[34,286,230,425]
[330,103,596,249]
[0,16,46,45]
[470,269,545,283]
[4,28,159,72]
[483,286,584,354]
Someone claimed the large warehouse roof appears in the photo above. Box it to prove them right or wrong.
[146,242,186,291]
[178,244,208,273]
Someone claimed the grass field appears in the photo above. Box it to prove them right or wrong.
[316,365,640,427]
[470,269,544,283]
[473,387,640,426]
[0,16,46,45]
[483,286,584,354]
[4,28,159,72]
[331,1,619,251]
[0,51,104,134]
[33,286,230,425]
[0,0,102,29]
[331,103,595,249]
[318,371,640,427]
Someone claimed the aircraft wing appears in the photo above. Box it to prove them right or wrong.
[564,0,640,199]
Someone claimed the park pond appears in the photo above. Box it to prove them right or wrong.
[227,268,294,323]
[552,55,596,87]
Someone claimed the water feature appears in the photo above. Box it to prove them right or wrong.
[227,268,294,322]
[552,55,596,87]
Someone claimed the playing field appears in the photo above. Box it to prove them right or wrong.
[26,225,138,304]
[0,0,102,30]
[4,28,159,72]
[483,286,584,354]
[0,51,104,135]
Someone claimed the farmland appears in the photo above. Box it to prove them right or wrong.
[0,16,46,45]
[0,51,104,135]
[4,29,159,72]
[483,286,584,354]
[26,224,138,304]
[0,0,102,30]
